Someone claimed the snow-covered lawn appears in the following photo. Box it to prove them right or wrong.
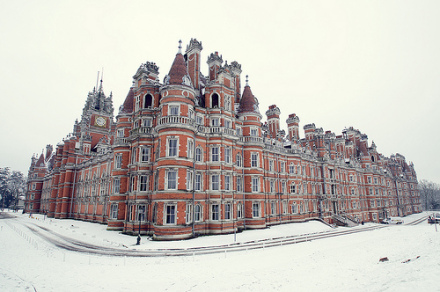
[0,211,438,291]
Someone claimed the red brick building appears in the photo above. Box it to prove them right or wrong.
[26,39,422,240]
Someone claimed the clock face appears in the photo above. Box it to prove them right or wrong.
[96,117,106,127]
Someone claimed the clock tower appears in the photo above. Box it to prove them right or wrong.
[75,78,115,155]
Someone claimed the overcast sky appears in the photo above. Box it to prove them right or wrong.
[1,0,439,184]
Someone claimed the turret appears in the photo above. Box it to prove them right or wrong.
[286,113,300,141]
[266,105,281,139]
[207,51,223,81]
[185,38,203,91]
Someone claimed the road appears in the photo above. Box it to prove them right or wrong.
[1,211,429,258]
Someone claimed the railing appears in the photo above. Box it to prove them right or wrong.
[158,116,195,126]
[239,136,264,144]
[130,127,153,136]
[208,127,237,136]
[114,138,129,146]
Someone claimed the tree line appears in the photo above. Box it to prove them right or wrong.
[419,180,440,211]
[0,167,26,209]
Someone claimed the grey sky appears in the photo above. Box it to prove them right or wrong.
[1,0,439,183]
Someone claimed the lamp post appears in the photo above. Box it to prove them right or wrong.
[136,212,141,245]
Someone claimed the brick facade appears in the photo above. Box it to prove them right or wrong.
[26,39,422,240]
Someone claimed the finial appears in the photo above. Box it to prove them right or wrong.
[246,75,249,86]
[178,40,182,54]
[100,68,104,88]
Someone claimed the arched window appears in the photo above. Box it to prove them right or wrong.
[195,204,202,222]
[144,94,153,108]
[211,93,219,108]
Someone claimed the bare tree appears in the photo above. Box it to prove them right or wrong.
[419,180,440,211]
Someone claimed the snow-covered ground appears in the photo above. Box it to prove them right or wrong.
[0,211,438,291]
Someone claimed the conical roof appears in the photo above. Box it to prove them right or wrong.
[238,84,258,113]
[120,88,134,114]
[36,153,45,167]
[167,52,190,86]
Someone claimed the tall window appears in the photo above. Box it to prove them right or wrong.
[281,162,285,173]
[195,204,202,222]
[252,177,259,192]
[237,176,242,192]
[252,203,259,217]
[211,174,219,191]
[117,129,124,138]
[251,128,257,136]
[269,160,274,171]
[139,175,148,192]
[211,147,219,162]
[115,154,122,169]
[211,204,219,220]
[137,205,146,221]
[152,204,157,224]
[236,154,242,167]
[195,173,202,191]
[187,140,194,158]
[225,203,231,220]
[110,204,118,219]
[131,147,137,164]
[130,176,136,192]
[196,116,203,125]
[167,169,177,190]
[186,204,193,224]
[186,170,193,191]
[225,147,231,164]
[113,178,120,194]
[195,148,202,162]
[225,175,231,191]
[168,138,178,157]
[237,203,243,219]
[166,205,176,224]
[140,147,150,162]
[251,153,258,167]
